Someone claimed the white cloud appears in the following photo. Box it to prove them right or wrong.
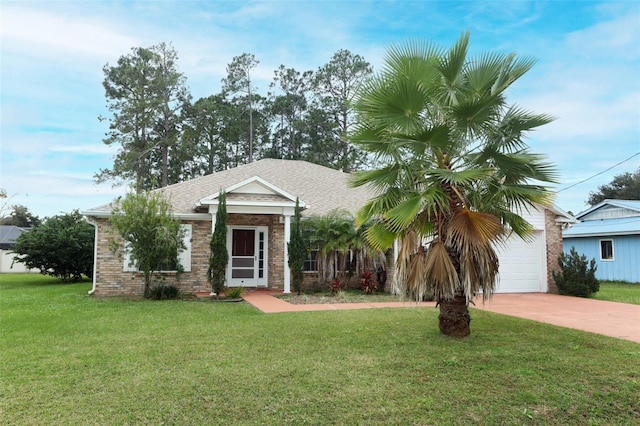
[49,144,117,155]
[510,11,640,163]
[1,4,138,62]
[565,13,640,61]
[1,173,125,217]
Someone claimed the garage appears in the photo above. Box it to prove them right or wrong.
[495,230,546,293]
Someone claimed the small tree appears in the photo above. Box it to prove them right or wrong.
[12,210,94,282]
[1,204,41,228]
[208,190,228,296]
[110,192,185,298]
[587,167,640,206]
[552,247,600,298]
[288,198,306,295]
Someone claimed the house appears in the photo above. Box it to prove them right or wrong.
[83,159,573,296]
[563,199,640,283]
[0,225,36,273]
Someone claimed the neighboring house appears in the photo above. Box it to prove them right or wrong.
[563,199,640,283]
[83,159,573,296]
[0,225,36,273]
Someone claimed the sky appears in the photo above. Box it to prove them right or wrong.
[1,0,639,219]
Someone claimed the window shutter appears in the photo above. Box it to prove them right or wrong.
[178,224,192,272]
[123,242,137,272]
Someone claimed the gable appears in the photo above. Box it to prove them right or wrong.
[575,200,640,221]
[198,176,305,206]
[196,175,309,216]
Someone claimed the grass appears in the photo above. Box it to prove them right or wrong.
[1,274,639,425]
[592,280,640,305]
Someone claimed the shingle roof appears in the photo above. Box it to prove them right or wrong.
[86,159,377,217]
[0,225,26,250]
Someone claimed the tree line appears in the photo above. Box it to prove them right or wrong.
[96,43,373,192]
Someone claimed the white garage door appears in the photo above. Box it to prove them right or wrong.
[495,231,545,293]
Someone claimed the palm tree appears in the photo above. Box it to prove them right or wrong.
[351,33,557,337]
[306,209,356,284]
[305,209,382,286]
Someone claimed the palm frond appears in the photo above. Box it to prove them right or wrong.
[473,149,559,185]
[446,209,504,250]
[362,221,397,252]
[397,124,451,152]
[383,194,424,232]
[491,54,538,94]
[458,241,500,302]
[383,39,442,74]
[452,93,504,136]
[351,165,404,192]
[500,211,535,241]
[465,51,512,93]
[423,241,459,301]
[498,105,555,135]
[429,167,493,187]
[432,32,470,100]
[394,230,418,297]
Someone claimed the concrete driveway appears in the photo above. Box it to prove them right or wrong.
[473,293,640,343]
[243,291,640,343]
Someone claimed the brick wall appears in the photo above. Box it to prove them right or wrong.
[545,209,563,294]
[93,214,289,297]
[92,218,212,297]
[93,212,406,296]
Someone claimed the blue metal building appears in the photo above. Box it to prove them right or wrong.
[563,200,640,283]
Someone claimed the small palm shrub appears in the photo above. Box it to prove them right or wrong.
[149,284,180,300]
[552,247,600,298]
[360,269,376,294]
[225,286,244,299]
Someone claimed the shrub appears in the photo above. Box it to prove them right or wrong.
[149,284,180,300]
[225,286,244,299]
[329,278,343,293]
[552,247,600,298]
[288,198,305,295]
[12,210,94,282]
[360,269,376,294]
[110,192,185,298]
[208,190,228,295]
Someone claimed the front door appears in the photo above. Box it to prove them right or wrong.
[228,227,268,287]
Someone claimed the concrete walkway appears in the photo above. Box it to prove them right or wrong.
[242,291,640,343]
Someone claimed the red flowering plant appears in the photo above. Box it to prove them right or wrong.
[360,269,376,294]
[329,278,343,293]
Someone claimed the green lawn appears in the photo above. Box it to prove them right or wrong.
[1,274,639,425]
[592,281,640,305]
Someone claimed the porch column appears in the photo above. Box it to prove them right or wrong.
[283,214,291,293]
[210,207,217,234]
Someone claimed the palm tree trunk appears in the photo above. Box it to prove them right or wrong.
[438,295,470,337]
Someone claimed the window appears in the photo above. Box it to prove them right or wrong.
[600,239,614,261]
[124,224,192,272]
[304,249,317,272]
